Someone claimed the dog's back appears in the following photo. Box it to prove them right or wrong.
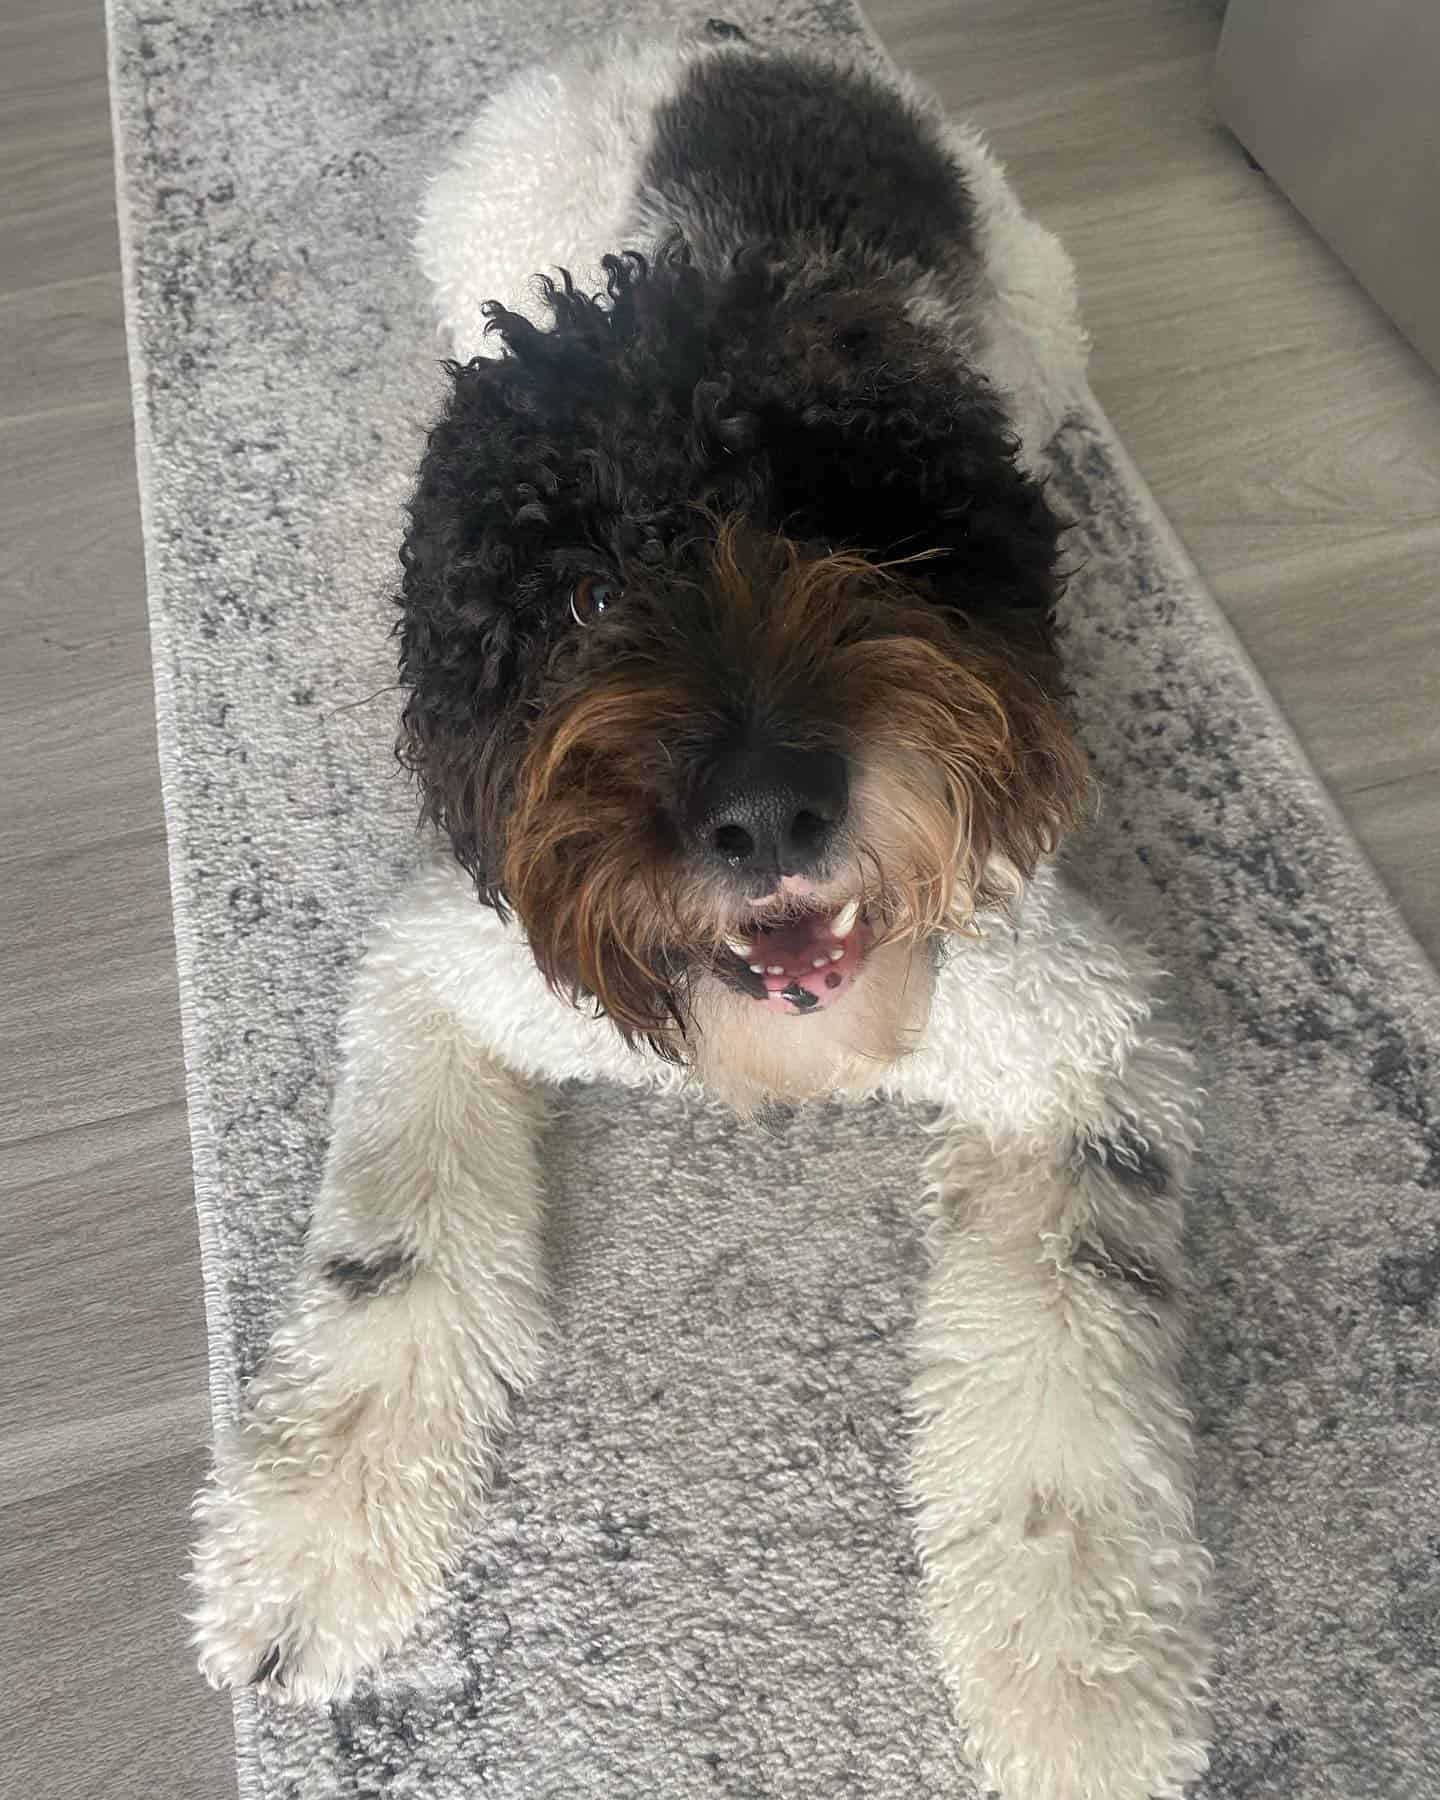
[417,34,1084,466]
[420,36,981,357]
[627,47,978,279]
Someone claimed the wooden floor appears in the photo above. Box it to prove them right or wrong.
[1,2,1435,1794]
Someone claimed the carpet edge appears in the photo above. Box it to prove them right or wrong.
[1079,399,1440,1015]
[102,3,262,1794]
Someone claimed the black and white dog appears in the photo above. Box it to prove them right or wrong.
[193,31,1211,1800]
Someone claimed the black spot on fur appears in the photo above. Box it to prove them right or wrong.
[324,1246,415,1299]
[251,1646,284,1686]
[638,50,975,272]
[1071,1230,1173,1306]
[1083,1122,1172,1196]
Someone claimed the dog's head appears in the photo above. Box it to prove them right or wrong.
[398,247,1089,1062]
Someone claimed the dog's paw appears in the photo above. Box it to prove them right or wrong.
[936,1526,1212,1800]
[959,1645,1211,1800]
[190,1446,445,1706]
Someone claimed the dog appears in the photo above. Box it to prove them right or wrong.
[191,28,1212,1800]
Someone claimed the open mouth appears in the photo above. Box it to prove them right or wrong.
[719,898,875,1013]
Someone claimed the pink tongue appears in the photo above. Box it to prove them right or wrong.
[759,915,830,964]
[751,915,871,1012]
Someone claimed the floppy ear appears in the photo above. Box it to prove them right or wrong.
[394,346,551,900]
[705,266,1065,641]
[398,249,717,695]
[395,250,719,899]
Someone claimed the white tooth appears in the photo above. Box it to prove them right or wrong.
[748,963,766,974]
[828,946,845,961]
[766,964,784,975]
[812,957,829,969]
[831,899,860,939]
[725,935,752,958]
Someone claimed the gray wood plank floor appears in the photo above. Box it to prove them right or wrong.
[0,0,237,1790]
[1,2,1435,1795]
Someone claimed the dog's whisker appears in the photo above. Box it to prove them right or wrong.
[322,682,401,720]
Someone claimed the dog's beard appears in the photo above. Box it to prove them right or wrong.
[492,522,1090,1061]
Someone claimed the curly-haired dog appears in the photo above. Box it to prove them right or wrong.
[192,30,1212,1800]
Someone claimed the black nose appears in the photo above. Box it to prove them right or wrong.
[686,746,848,878]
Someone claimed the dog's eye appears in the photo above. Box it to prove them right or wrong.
[569,575,621,626]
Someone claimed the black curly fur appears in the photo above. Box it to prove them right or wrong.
[398,240,1065,891]
[394,42,1078,971]
[638,46,976,274]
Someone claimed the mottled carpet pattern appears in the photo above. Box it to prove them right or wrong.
[108,1,1440,1794]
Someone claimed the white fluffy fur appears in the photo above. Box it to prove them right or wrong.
[193,38,1211,1800]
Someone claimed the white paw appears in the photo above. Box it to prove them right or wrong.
[958,1643,1211,1800]
[190,1436,452,1706]
[931,1513,1212,1800]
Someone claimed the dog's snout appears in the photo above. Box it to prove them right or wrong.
[687,746,848,878]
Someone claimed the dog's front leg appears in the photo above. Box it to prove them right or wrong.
[191,880,548,1704]
[911,1063,1211,1800]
